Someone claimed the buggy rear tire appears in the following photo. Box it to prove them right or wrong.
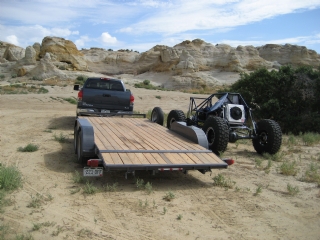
[151,107,164,126]
[252,119,282,154]
[167,110,186,129]
[202,116,229,155]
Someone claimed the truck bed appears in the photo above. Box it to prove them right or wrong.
[82,117,228,171]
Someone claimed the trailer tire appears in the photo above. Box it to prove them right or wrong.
[74,126,78,154]
[202,116,229,155]
[167,110,186,129]
[76,130,86,165]
[252,119,282,155]
[151,107,164,126]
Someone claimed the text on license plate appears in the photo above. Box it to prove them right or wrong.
[83,167,103,177]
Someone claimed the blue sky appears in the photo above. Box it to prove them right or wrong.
[1,0,320,53]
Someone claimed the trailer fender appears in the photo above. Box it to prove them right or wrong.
[170,121,209,149]
[75,118,95,158]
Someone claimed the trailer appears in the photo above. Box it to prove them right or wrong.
[74,108,233,178]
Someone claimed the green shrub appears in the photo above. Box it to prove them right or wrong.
[18,143,39,152]
[0,164,22,191]
[75,75,87,85]
[229,65,320,134]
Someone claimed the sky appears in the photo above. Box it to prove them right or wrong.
[1,0,320,54]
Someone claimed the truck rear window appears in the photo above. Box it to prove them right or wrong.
[85,79,124,91]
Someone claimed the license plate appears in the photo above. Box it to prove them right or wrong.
[101,109,110,113]
[83,167,103,177]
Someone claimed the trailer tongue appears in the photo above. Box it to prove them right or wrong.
[74,108,232,178]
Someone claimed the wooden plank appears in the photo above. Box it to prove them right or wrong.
[143,153,161,164]
[119,153,142,164]
[125,118,185,150]
[198,152,223,164]
[100,153,115,165]
[103,118,148,150]
[185,153,206,164]
[109,153,125,165]
[129,118,204,150]
[149,153,168,164]
[92,118,130,150]
[178,153,196,164]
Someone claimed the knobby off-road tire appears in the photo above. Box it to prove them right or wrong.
[151,107,164,126]
[252,119,282,154]
[202,116,229,155]
[167,110,186,129]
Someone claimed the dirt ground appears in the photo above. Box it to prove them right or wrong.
[0,83,320,240]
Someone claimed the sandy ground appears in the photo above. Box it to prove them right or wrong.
[1,83,320,240]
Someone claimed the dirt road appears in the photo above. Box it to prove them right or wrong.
[1,85,320,239]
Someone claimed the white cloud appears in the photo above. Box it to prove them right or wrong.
[0,24,80,48]
[6,35,19,45]
[75,36,90,49]
[101,32,118,44]
[218,34,320,49]
[124,0,320,35]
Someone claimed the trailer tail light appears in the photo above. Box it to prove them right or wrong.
[130,94,134,104]
[87,159,99,167]
[78,89,83,101]
[223,158,235,165]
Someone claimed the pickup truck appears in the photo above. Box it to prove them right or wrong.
[73,77,134,116]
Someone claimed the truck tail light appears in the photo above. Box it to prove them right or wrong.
[130,94,134,104]
[78,89,83,101]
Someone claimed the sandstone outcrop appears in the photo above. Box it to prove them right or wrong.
[0,41,25,61]
[40,37,88,71]
[28,53,67,80]
[258,44,320,67]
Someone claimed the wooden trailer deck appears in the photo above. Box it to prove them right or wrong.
[83,117,227,170]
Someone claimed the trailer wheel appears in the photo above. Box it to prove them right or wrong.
[202,116,229,155]
[73,126,78,154]
[252,119,282,154]
[76,130,86,165]
[167,110,186,129]
[151,107,164,126]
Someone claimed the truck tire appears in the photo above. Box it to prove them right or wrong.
[76,130,86,165]
[167,110,186,129]
[252,119,282,154]
[151,107,164,126]
[202,116,229,155]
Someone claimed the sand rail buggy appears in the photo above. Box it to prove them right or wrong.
[166,92,282,155]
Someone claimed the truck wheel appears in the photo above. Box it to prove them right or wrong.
[151,107,164,126]
[167,110,186,129]
[202,116,229,155]
[253,119,282,154]
[76,131,86,165]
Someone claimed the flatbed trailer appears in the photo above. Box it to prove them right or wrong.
[74,112,232,178]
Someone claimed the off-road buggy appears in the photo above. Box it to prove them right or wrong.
[165,92,282,155]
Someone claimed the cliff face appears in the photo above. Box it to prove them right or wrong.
[0,37,319,88]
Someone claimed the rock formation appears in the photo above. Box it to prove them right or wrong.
[28,53,67,80]
[40,37,88,71]
[0,41,25,62]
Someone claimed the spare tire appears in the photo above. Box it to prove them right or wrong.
[202,116,229,155]
[151,107,164,126]
[252,119,282,154]
[167,110,186,129]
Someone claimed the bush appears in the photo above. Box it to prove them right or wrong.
[0,164,22,191]
[229,65,320,134]
[75,75,87,85]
